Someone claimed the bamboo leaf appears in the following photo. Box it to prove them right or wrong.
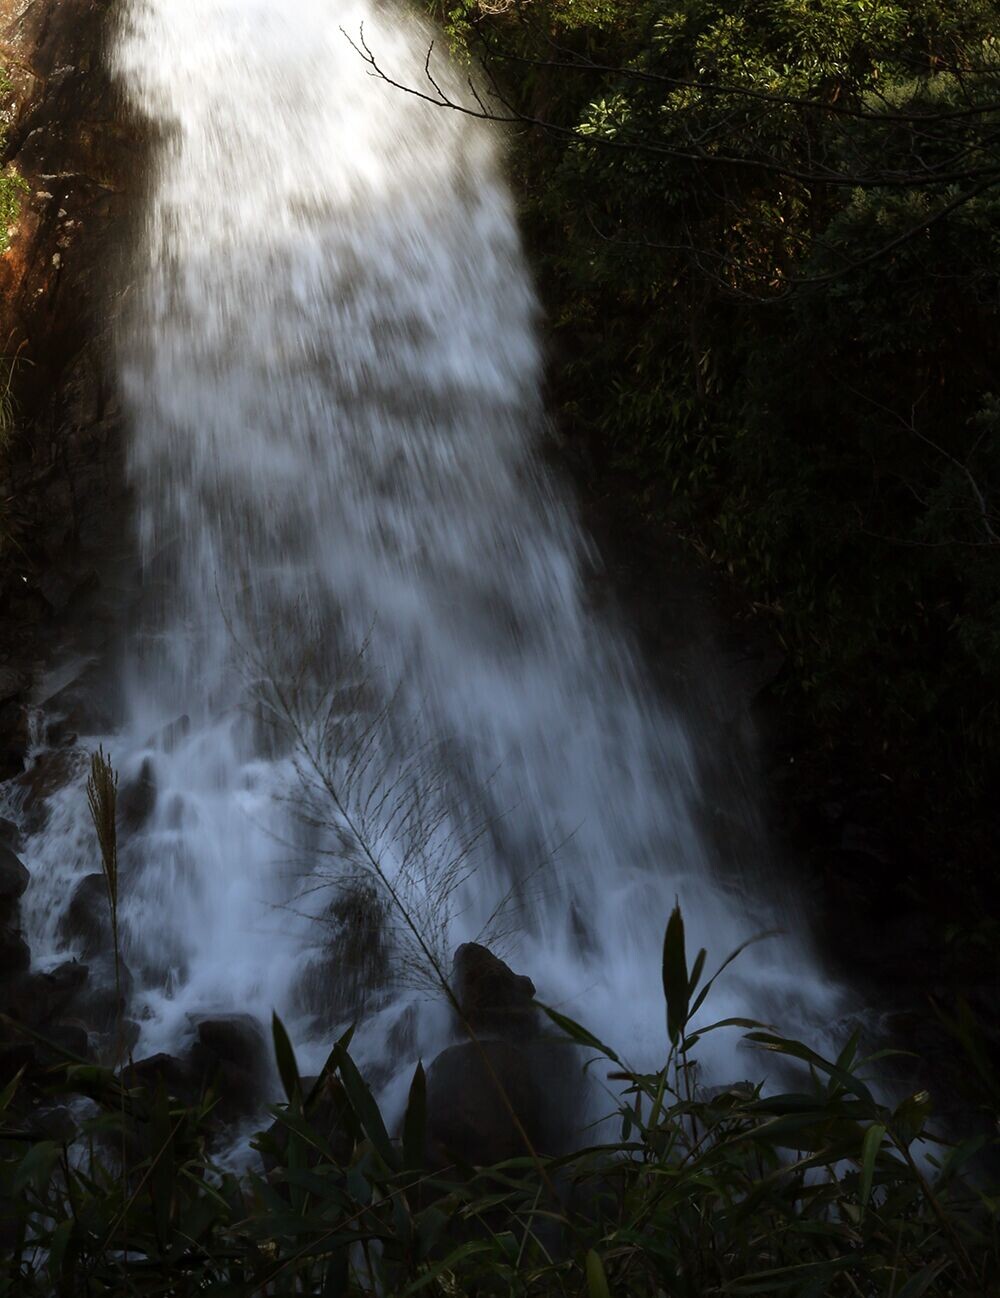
[334,1040,396,1169]
[662,904,689,1046]
[859,1122,886,1220]
[403,1059,426,1171]
[539,1005,622,1065]
[398,1242,493,1295]
[586,1248,612,1298]
[272,1012,302,1106]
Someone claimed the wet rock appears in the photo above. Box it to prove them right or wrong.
[15,747,88,830]
[452,943,538,1035]
[118,757,157,832]
[190,1014,268,1117]
[426,1039,547,1167]
[0,700,31,781]
[0,819,22,852]
[56,872,111,958]
[0,925,30,975]
[42,1019,91,1061]
[41,669,118,747]
[0,668,28,706]
[123,1052,198,1105]
[0,846,29,922]
[68,953,133,1039]
[0,960,88,1026]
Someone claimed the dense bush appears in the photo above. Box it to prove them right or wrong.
[2,906,998,1295]
[415,0,1000,899]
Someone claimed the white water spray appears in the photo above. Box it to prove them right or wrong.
[15,0,844,1096]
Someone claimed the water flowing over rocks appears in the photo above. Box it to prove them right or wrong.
[0,0,852,1130]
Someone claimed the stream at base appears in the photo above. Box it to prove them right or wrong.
[8,0,846,1120]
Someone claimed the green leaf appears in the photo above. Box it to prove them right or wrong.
[397,1241,492,1295]
[305,1023,356,1110]
[895,1263,950,1297]
[586,1248,612,1298]
[0,1065,24,1114]
[13,1140,59,1196]
[744,1032,876,1105]
[859,1122,885,1219]
[539,1005,622,1065]
[272,1011,302,1106]
[334,1040,396,1169]
[687,946,707,997]
[724,1255,856,1293]
[892,1089,931,1146]
[47,1219,74,1280]
[663,904,688,1046]
[403,1060,426,1171]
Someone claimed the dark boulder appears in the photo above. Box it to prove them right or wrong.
[118,757,157,833]
[0,926,30,976]
[426,1038,547,1167]
[452,943,538,1035]
[15,748,88,830]
[123,1052,198,1105]
[0,819,22,852]
[56,872,111,958]
[190,1014,268,1118]
[41,1019,92,1061]
[74,961,133,1037]
[0,701,31,782]
[0,960,88,1026]
[0,846,29,923]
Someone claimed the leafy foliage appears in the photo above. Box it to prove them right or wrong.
[0,68,25,258]
[417,0,1000,896]
[1,906,997,1294]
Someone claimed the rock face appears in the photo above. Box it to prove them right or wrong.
[189,1014,269,1119]
[423,945,580,1168]
[0,844,28,920]
[118,756,157,832]
[452,943,538,1035]
[0,0,142,739]
[426,1038,547,1167]
[56,871,111,958]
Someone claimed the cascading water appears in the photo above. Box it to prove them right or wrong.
[14,0,845,1106]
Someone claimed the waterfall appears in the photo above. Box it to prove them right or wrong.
[14,0,843,1100]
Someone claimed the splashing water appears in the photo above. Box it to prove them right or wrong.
[14,0,844,1100]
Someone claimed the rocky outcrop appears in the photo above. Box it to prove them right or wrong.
[425,945,580,1168]
[0,842,28,918]
[0,0,141,730]
[452,943,539,1035]
[56,870,110,957]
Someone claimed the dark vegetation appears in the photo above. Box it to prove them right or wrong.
[3,891,999,1295]
[401,0,1000,964]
